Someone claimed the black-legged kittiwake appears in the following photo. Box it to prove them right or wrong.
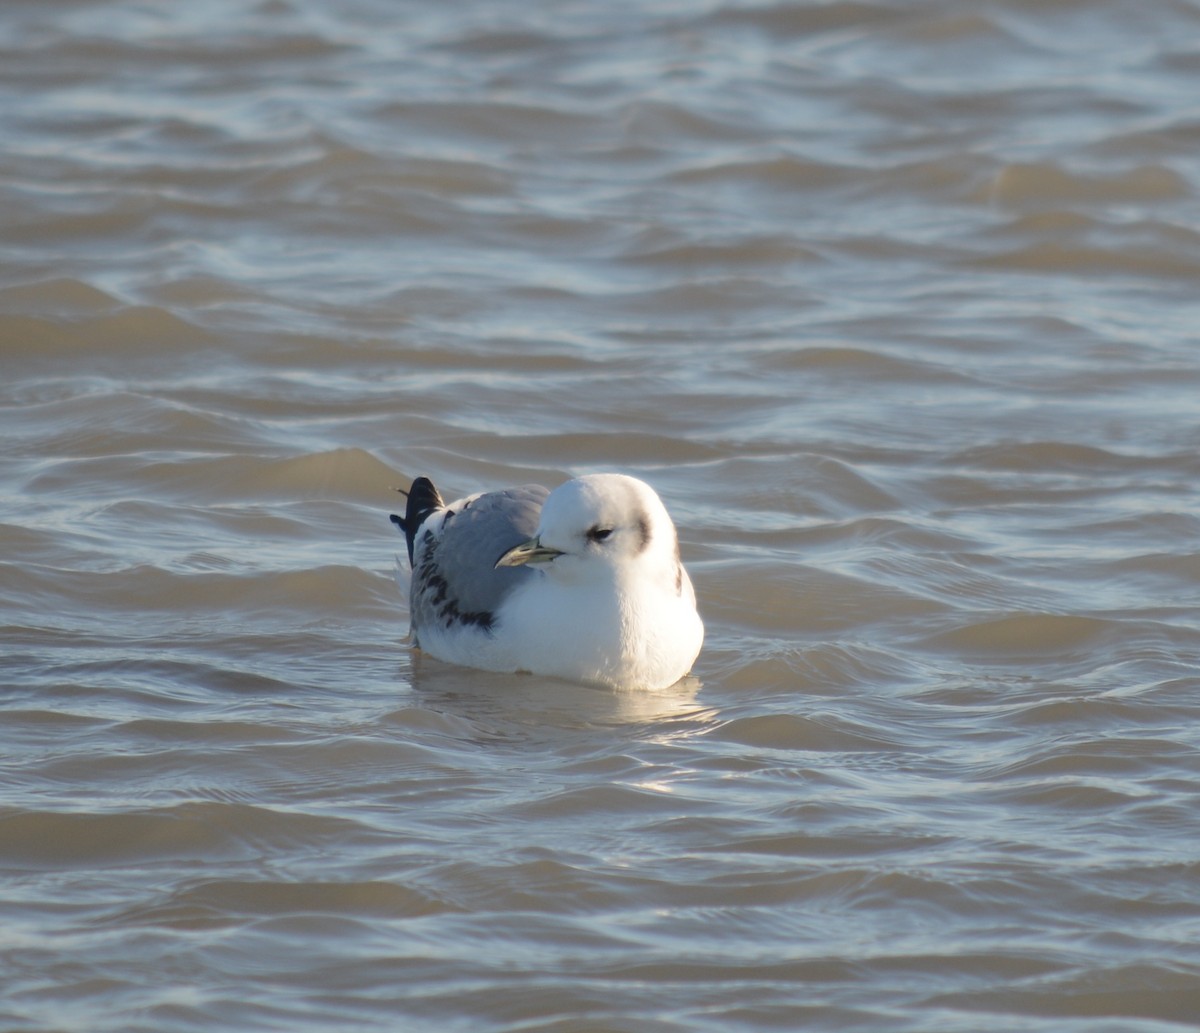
[390,473,703,690]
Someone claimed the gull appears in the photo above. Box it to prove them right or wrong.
[390,473,703,690]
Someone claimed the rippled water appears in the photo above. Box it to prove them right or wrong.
[4,1,1200,1030]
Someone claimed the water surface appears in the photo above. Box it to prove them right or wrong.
[3,1,1200,1030]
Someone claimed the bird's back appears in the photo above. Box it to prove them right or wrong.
[393,480,548,649]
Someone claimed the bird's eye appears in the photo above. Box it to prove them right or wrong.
[587,526,613,543]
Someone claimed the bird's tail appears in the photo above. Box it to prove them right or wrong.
[390,476,444,565]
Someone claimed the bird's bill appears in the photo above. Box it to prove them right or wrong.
[495,536,564,568]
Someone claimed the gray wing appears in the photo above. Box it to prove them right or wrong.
[410,484,549,637]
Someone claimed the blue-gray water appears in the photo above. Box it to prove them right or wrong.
[3,1,1200,1030]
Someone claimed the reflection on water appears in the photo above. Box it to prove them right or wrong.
[407,656,709,728]
[3,0,1200,1029]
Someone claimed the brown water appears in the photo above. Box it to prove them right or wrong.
[4,1,1200,1030]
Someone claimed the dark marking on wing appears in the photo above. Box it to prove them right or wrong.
[414,536,495,632]
[398,480,551,641]
[389,476,445,564]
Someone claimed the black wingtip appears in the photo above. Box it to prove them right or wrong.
[389,476,445,565]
